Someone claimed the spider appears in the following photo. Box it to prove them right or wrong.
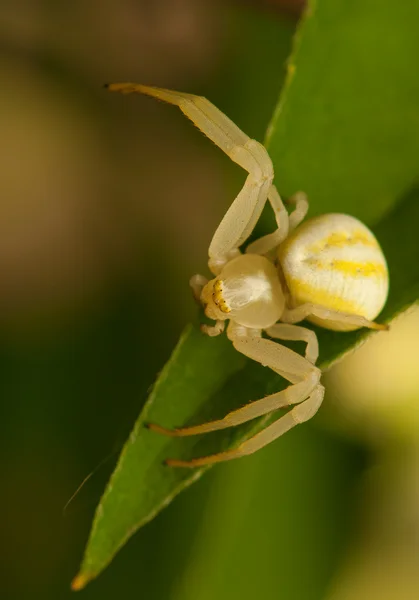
[107,83,389,468]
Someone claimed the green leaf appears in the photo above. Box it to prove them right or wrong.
[73,0,419,588]
[267,0,419,224]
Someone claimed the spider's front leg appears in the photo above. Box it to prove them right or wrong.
[106,83,290,271]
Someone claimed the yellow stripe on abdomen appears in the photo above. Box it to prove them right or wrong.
[305,258,387,278]
[286,277,362,314]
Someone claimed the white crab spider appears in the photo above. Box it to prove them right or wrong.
[107,83,389,468]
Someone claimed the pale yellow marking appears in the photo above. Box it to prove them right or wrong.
[307,229,378,253]
[213,280,231,313]
[287,277,362,315]
[304,258,387,278]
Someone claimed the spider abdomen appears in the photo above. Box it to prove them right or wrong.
[278,213,389,331]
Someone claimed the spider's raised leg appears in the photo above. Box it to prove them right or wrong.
[106,84,289,271]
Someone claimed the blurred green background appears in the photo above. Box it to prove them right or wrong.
[1,2,419,599]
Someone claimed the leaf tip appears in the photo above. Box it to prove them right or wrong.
[71,573,89,592]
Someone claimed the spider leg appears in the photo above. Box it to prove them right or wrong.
[106,83,249,151]
[287,191,309,231]
[189,274,208,302]
[149,325,322,466]
[265,323,319,364]
[166,384,324,467]
[281,304,389,331]
[245,189,308,256]
[148,372,317,437]
[106,83,289,269]
[200,321,225,337]
[245,185,289,256]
